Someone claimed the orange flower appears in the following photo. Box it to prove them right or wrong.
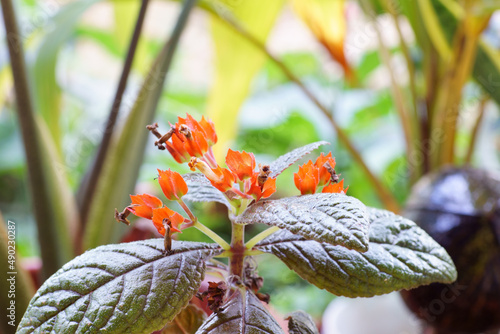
[157,169,188,201]
[294,160,319,195]
[127,194,163,219]
[322,179,348,194]
[226,149,255,181]
[166,134,191,163]
[314,152,336,186]
[247,174,276,201]
[151,207,184,235]
[166,114,218,161]
[189,158,235,193]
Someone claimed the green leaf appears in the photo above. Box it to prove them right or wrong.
[18,240,221,334]
[237,193,370,252]
[268,141,329,178]
[206,0,285,160]
[161,303,207,334]
[182,173,231,209]
[195,289,284,334]
[33,0,101,148]
[286,311,319,334]
[256,207,457,297]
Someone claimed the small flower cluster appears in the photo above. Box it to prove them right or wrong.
[116,113,347,249]
[294,152,348,195]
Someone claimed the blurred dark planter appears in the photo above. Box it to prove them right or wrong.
[400,167,500,334]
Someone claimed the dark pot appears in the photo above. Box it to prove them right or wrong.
[400,167,500,334]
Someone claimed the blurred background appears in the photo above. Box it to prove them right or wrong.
[1,0,499,333]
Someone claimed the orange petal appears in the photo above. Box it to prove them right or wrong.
[128,194,163,219]
[294,160,319,195]
[315,152,336,186]
[157,169,189,201]
[226,149,255,181]
[152,207,184,235]
[322,179,348,194]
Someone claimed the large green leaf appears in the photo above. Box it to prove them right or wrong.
[237,193,370,252]
[32,0,101,148]
[206,0,285,159]
[255,207,457,297]
[83,0,197,250]
[286,311,319,334]
[268,141,329,178]
[18,240,221,334]
[196,288,284,334]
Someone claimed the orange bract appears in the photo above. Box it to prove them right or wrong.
[294,160,319,195]
[322,179,348,194]
[152,207,184,235]
[226,149,256,181]
[247,174,277,201]
[128,194,163,219]
[315,152,336,186]
[165,114,218,163]
[157,169,188,201]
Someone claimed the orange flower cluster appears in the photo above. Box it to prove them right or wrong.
[188,149,276,201]
[117,169,188,236]
[165,114,218,164]
[294,152,348,195]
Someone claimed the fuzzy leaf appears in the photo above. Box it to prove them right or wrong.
[255,207,457,297]
[196,289,284,334]
[183,173,231,209]
[17,240,221,334]
[269,141,329,178]
[237,193,369,252]
[161,304,207,334]
[286,311,319,334]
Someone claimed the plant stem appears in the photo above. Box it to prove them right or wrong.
[229,222,245,280]
[245,226,280,250]
[193,221,230,250]
[178,198,197,222]
[206,7,400,213]
[78,0,150,228]
[464,96,487,164]
[1,0,74,277]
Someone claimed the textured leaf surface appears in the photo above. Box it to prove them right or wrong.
[237,193,369,252]
[196,289,284,334]
[183,173,231,209]
[161,304,207,334]
[18,240,221,334]
[269,141,329,178]
[256,208,457,297]
[286,311,319,334]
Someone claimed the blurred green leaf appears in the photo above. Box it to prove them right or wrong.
[83,0,197,250]
[206,0,285,160]
[32,0,101,151]
[75,26,123,57]
[262,53,321,89]
[237,112,320,156]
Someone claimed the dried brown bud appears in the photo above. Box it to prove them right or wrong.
[146,123,162,139]
[114,208,131,225]
[179,124,192,139]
